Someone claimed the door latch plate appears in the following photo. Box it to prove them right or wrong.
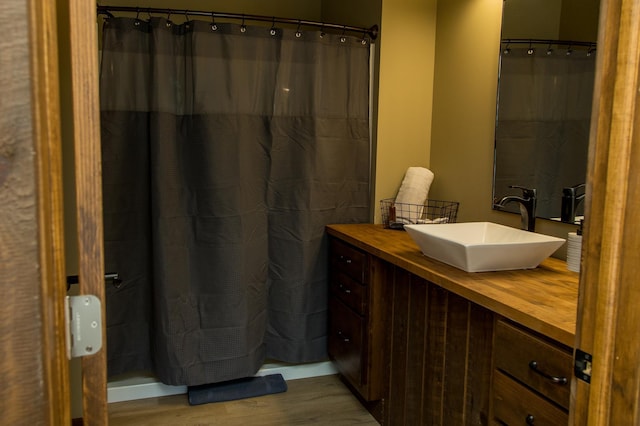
[65,295,103,359]
[574,348,592,383]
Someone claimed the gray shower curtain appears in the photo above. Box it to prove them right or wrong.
[100,17,371,386]
[494,47,595,218]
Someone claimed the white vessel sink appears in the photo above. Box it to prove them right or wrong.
[404,222,566,272]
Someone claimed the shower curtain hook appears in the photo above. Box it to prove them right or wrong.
[270,17,277,36]
[295,20,302,38]
[146,8,152,20]
[319,23,325,39]
[527,40,534,55]
[340,26,347,43]
[240,14,247,33]
[166,9,172,28]
[566,44,573,56]
[134,7,140,26]
[210,12,217,31]
[503,42,511,55]
[546,42,553,55]
[361,29,368,45]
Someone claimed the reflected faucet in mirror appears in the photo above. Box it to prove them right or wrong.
[494,185,537,232]
[561,183,586,224]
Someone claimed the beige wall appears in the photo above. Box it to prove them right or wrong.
[373,0,438,222]
[501,0,562,39]
[559,0,600,42]
[429,0,503,222]
[99,0,322,21]
[429,0,583,254]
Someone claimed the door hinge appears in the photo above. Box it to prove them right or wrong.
[65,295,103,359]
[574,349,592,383]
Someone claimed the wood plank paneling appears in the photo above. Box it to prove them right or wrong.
[443,293,469,424]
[382,267,494,426]
[403,274,429,423]
[465,304,494,425]
[387,268,411,425]
[423,285,448,424]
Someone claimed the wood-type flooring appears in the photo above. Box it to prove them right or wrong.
[108,374,378,425]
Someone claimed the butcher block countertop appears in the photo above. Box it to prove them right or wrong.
[326,224,579,347]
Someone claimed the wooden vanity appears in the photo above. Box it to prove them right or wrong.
[326,224,579,425]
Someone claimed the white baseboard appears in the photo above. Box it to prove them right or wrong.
[107,361,337,403]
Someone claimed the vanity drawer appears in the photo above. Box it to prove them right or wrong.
[493,371,568,425]
[328,297,365,388]
[330,239,368,283]
[330,271,366,315]
[494,320,572,409]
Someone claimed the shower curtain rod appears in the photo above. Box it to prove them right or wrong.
[96,5,379,40]
[502,38,596,48]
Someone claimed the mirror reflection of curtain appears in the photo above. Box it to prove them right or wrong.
[100,17,371,386]
[495,47,595,219]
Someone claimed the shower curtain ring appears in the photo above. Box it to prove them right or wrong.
[184,10,190,27]
[319,23,325,39]
[340,26,347,43]
[361,30,368,45]
[295,20,302,38]
[270,17,277,36]
[240,15,247,33]
[527,41,534,55]
[210,12,217,31]
[546,42,553,55]
[134,7,140,26]
[166,9,172,27]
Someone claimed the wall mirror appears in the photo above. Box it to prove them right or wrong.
[492,0,600,224]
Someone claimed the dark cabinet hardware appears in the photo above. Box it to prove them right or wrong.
[528,360,568,385]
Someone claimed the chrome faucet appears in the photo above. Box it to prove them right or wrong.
[494,185,537,232]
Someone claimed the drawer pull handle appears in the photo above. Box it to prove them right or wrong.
[337,330,351,343]
[338,283,352,294]
[528,361,568,385]
[338,255,352,264]
[525,414,535,424]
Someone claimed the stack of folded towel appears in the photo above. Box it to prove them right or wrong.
[393,167,434,225]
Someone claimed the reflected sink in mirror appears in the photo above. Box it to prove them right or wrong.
[404,222,565,273]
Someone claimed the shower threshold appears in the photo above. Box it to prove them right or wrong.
[107,360,337,403]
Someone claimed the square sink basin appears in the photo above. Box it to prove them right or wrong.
[404,222,566,272]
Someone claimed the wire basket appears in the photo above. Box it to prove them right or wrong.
[380,198,459,229]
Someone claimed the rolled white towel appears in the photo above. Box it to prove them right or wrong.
[394,167,434,224]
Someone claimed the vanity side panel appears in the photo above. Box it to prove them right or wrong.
[443,293,471,424]
[465,303,495,425]
[386,268,411,425]
[423,284,449,424]
[404,275,429,423]
[385,271,494,426]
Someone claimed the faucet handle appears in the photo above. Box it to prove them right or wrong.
[509,185,536,199]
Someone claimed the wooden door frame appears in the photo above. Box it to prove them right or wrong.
[3,0,640,423]
[66,0,108,422]
[571,0,640,423]
[1,0,70,424]
[1,0,107,424]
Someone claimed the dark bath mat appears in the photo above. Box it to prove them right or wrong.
[187,373,287,405]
